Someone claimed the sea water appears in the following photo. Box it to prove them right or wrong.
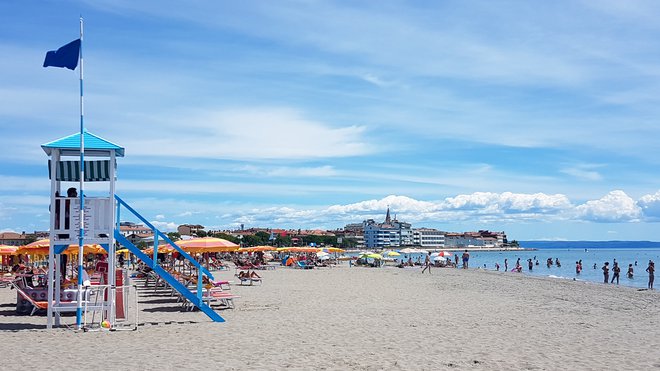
[350,247,659,289]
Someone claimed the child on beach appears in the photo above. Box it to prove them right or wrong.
[602,262,610,283]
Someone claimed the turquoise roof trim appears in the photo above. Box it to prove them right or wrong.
[41,131,125,157]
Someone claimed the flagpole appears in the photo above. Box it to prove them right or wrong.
[76,16,85,330]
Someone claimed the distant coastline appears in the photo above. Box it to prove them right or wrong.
[520,240,660,249]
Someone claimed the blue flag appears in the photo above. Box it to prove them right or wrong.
[43,39,81,70]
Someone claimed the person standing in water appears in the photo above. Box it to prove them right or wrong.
[627,264,634,279]
[504,258,508,272]
[611,262,621,284]
[646,261,655,289]
[575,261,582,275]
[462,250,470,269]
[528,259,533,271]
[602,262,610,283]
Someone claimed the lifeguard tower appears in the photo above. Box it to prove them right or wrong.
[42,131,122,328]
[42,131,224,329]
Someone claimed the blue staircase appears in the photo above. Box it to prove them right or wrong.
[114,195,224,323]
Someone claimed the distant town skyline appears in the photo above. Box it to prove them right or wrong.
[2,2,660,240]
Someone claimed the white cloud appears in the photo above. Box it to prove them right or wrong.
[155,214,165,220]
[327,195,437,215]
[239,165,338,178]
[443,192,572,213]
[150,221,178,232]
[575,190,642,222]
[637,190,660,219]
[560,166,603,181]
[115,108,371,161]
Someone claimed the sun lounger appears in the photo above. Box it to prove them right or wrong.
[296,261,314,269]
[0,275,15,288]
[237,276,262,286]
[10,280,76,316]
[181,288,240,310]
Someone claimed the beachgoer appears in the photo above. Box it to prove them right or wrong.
[602,262,610,283]
[593,263,597,269]
[555,258,561,267]
[454,254,459,267]
[535,259,539,266]
[462,250,470,269]
[547,258,552,268]
[421,252,431,274]
[611,262,620,284]
[627,264,634,279]
[646,261,655,289]
[504,258,508,272]
[575,261,581,275]
[528,258,533,271]
[495,262,500,271]
[67,187,77,197]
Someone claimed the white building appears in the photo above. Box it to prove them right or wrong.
[413,228,445,248]
[363,208,413,249]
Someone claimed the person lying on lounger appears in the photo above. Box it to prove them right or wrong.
[238,270,261,279]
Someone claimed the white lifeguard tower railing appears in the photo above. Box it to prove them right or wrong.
[42,131,224,329]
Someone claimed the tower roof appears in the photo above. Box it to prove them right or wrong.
[41,131,125,157]
[385,207,391,224]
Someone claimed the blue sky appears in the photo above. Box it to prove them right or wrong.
[2,0,660,240]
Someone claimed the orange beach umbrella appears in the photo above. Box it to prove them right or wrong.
[239,245,276,253]
[176,237,240,253]
[0,245,18,256]
[17,239,106,255]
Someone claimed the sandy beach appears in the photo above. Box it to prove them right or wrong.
[1,265,658,370]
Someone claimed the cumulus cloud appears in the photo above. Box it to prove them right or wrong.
[575,190,642,222]
[150,221,178,232]
[224,192,576,228]
[443,192,572,214]
[637,190,660,220]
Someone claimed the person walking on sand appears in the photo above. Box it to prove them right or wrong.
[462,250,470,269]
[646,261,655,289]
[421,252,431,274]
[602,262,610,284]
[611,262,621,284]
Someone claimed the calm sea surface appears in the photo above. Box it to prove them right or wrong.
[349,247,659,289]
